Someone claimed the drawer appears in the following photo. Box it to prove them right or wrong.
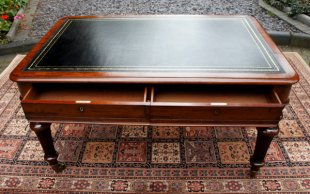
[22,84,149,120]
[149,85,285,123]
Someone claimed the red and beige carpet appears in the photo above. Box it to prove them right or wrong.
[0,53,309,193]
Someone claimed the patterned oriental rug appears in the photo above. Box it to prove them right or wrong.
[0,53,309,193]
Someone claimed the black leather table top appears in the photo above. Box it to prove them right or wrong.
[25,16,283,73]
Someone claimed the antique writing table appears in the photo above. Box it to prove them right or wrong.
[10,16,299,177]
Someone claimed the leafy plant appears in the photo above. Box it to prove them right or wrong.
[0,31,9,44]
[290,1,310,16]
[264,0,310,16]
[0,0,28,33]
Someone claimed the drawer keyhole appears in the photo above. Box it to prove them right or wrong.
[79,107,84,112]
[213,109,221,115]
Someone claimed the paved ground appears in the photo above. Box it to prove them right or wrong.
[280,46,310,66]
[29,0,301,38]
[0,54,17,73]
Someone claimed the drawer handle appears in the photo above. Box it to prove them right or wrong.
[79,107,84,112]
[213,109,221,115]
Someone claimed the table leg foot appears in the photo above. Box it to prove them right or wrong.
[250,160,264,178]
[30,122,65,173]
[250,127,279,177]
[250,170,257,178]
[51,163,66,173]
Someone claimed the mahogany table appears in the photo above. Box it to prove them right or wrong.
[10,15,299,177]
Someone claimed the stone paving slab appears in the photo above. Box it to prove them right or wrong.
[280,46,310,66]
[0,54,17,73]
[13,0,41,42]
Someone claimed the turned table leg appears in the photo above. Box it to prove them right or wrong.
[250,127,279,177]
[30,122,65,173]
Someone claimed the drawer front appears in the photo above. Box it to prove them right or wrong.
[22,102,146,119]
[150,105,284,123]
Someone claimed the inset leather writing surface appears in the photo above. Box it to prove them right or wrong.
[26,17,282,73]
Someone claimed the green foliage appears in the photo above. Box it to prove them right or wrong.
[290,1,309,16]
[0,19,11,31]
[0,31,9,44]
[0,0,28,32]
[264,0,310,16]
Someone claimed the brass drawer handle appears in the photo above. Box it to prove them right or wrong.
[79,107,84,112]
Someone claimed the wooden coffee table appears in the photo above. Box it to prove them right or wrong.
[10,15,299,177]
